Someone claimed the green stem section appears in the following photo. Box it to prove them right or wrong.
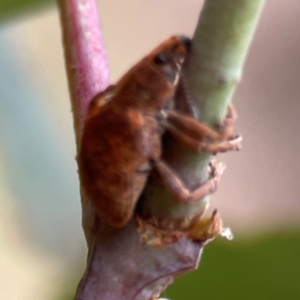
[181,0,266,183]
[187,0,265,125]
[140,0,265,222]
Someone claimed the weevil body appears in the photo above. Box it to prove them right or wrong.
[79,36,241,229]
[79,36,190,227]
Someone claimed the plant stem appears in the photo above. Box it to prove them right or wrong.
[57,1,202,299]
[57,0,265,299]
[188,0,265,125]
[58,0,109,146]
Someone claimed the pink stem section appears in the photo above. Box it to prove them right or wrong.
[58,0,110,144]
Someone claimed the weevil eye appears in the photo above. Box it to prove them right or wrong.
[154,52,169,65]
[179,35,192,49]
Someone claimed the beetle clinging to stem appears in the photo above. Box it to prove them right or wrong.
[78,36,241,230]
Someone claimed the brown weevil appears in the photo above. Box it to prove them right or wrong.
[78,36,240,228]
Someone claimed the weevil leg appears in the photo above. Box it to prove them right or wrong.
[164,120,241,154]
[153,160,225,204]
[167,105,240,142]
[161,74,241,155]
[202,135,242,155]
[167,110,221,141]
[218,104,237,139]
[174,75,238,141]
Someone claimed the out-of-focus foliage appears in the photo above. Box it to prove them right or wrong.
[0,0,53,21]
[166,230,300,300]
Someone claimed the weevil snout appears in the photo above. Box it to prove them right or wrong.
[169,35,191,66]
[179,35,192,50]
[150,35,192,63]
[144,35,192,85]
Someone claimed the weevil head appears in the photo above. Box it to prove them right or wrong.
[148,35,191,85]
[115,36,191,112]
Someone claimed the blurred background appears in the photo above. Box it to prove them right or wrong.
[0,0,299,299]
